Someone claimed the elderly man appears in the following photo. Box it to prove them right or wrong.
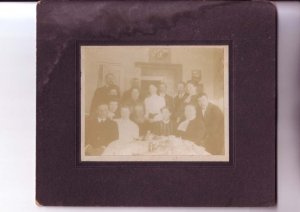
[90,73,120,116]
[123,88,143,114]
[85,104,119,155]
[197,93,224,155]
[159,82,174,113]
[122,78,140,102]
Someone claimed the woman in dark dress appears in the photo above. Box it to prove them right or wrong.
[152,107,176,136]
[177,104,206,146]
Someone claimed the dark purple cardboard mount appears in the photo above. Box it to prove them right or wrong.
[36,0,277,207]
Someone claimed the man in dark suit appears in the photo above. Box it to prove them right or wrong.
[107,98,120,120]
[152,107,176,136]
[123,88,143,114]
[173,82,187,123]
[85,104,119,156]
[177,104,206,146]
[122,78,140,102]
[90,73,120,116]
[130,103,149,136]
[197,93,224,155]
[159,82,174,113]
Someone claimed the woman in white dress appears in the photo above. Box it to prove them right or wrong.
[116,106,139,142]
[144,84,166,122]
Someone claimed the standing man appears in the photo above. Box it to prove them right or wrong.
[85,104,119,156]
[159,82,174,114]
[124,88,143,114]
[90,73,120,116]
[122,78,140,102]
[190,70,204,94]
[197,93,224,155]
[173,82,187,123]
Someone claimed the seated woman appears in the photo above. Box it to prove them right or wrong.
[152,107,176,136]
[144,84,166,122]
[177,104,206,146]
[116,106,139,142]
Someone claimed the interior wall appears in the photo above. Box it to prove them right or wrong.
[82,46,225,114]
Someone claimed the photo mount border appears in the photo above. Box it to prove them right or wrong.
[75,40,234,168]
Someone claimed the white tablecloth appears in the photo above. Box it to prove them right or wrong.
[102,136,210,156]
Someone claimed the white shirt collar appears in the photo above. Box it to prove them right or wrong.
[97,118,107,123]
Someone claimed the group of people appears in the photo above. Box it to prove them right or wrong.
[85,73,224,156]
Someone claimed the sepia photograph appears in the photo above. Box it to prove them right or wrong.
[80,45,229,161]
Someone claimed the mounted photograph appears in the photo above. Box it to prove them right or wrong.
[80,45,229,161]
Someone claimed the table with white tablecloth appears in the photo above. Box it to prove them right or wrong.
[102,135,210,156]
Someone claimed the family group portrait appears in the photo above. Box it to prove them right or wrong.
[81,46,229,161]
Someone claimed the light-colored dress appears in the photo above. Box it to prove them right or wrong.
[144,94,166,119]
[116,119,139,142]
